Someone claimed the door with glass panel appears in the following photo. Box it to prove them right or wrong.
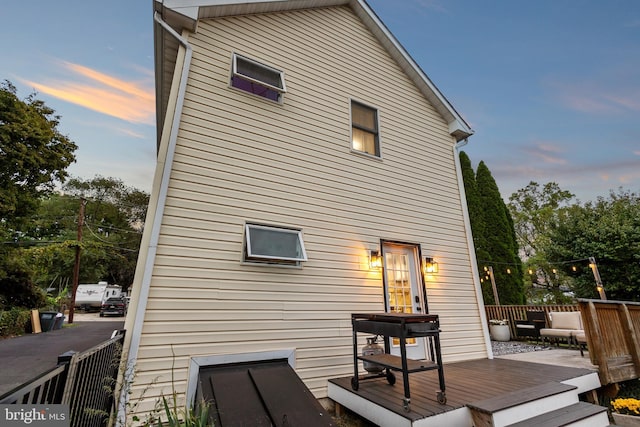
[383,243,427,360]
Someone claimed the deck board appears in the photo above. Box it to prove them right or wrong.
[329,358,596,422]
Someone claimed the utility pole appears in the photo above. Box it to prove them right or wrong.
[488,266,500,305]
[68,198,86,324]
[589,256,607,300]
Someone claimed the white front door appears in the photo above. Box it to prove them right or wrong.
[383,243,427,360]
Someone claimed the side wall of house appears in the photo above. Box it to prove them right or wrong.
[131,5,486,411]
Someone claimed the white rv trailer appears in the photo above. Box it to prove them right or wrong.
[74,282,121,311]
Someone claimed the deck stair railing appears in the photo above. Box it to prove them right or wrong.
[485,304,579,338]
[578,299,640,385]
[0,330,125,427]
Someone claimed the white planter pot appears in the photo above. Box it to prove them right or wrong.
[490,324,510,342]
[613,413,640,426]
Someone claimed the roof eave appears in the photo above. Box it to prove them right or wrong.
[153,0,474,143]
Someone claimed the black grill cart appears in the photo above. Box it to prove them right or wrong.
[351,313,446,411]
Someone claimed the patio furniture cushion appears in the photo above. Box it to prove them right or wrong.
[548,312,582,330]
[539,312,584,347]
[540,328,574,338]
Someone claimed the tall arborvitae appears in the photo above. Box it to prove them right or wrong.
[475,161,525,305]
[459,152,484,250]
[459,151,493,302]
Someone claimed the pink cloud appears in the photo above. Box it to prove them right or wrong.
[551,80,640,115]
[22,61,155,125]
[523,142,567,165]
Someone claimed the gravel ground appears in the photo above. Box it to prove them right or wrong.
[491,340,552,356]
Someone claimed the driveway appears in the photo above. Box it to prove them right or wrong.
[0,312,125,397]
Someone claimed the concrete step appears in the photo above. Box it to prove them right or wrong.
[506,402,609,427]
[467,382,579,427]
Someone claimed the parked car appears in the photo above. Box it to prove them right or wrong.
[100,297,127,317]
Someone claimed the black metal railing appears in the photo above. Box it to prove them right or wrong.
[0,330,125,427]
[0,362,69,404]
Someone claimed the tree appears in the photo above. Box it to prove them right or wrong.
[20,177,149,294]
[0,81,77,309]
[508,182,574,302]
[459,152,485,253]
[0,251,46,309]
[508,182,574,258]
[0,81,77,230]
[459,153,525,305]
[475,161,524,304]
[460,152,491,302]
[546,189,640,301]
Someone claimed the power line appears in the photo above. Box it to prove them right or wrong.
[83,221,143,235]
[84,222,139,252]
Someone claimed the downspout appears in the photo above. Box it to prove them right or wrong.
[452,138,494,358]
[117,12,193,425]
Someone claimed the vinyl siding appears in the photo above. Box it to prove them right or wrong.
[132,5,486,409]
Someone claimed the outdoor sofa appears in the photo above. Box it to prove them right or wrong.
[540,311,584,348]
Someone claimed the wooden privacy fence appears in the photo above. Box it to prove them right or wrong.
[485,304,579,338]
[0,330,125,427]
[578,299,640,385]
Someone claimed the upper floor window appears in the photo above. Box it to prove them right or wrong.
[244,223,307,265]
[351,101,380,157]
[231,53,286,103]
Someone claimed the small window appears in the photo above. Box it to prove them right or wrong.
[351,101,380,157]
[244,224,307,264]
[231,53,286,102]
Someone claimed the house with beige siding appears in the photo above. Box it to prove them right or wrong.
[122,0,492,421]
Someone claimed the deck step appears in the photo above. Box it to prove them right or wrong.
[506,402,609,427]
[467,382,579,427]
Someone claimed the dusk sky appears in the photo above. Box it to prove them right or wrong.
[2,1,639,203]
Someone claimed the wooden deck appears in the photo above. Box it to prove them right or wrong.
[328,358,600,426]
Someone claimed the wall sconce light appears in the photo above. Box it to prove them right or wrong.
[368,250,382,270]
[424,257,438,274]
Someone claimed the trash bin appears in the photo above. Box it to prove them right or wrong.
[52,313,65,330]
[39,311,58,332]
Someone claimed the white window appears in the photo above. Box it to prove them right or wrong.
[351,101,380,157]
[231,53,286,102]
[244,224,307,263]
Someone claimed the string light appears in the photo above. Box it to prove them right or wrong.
[477,257,598,278]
